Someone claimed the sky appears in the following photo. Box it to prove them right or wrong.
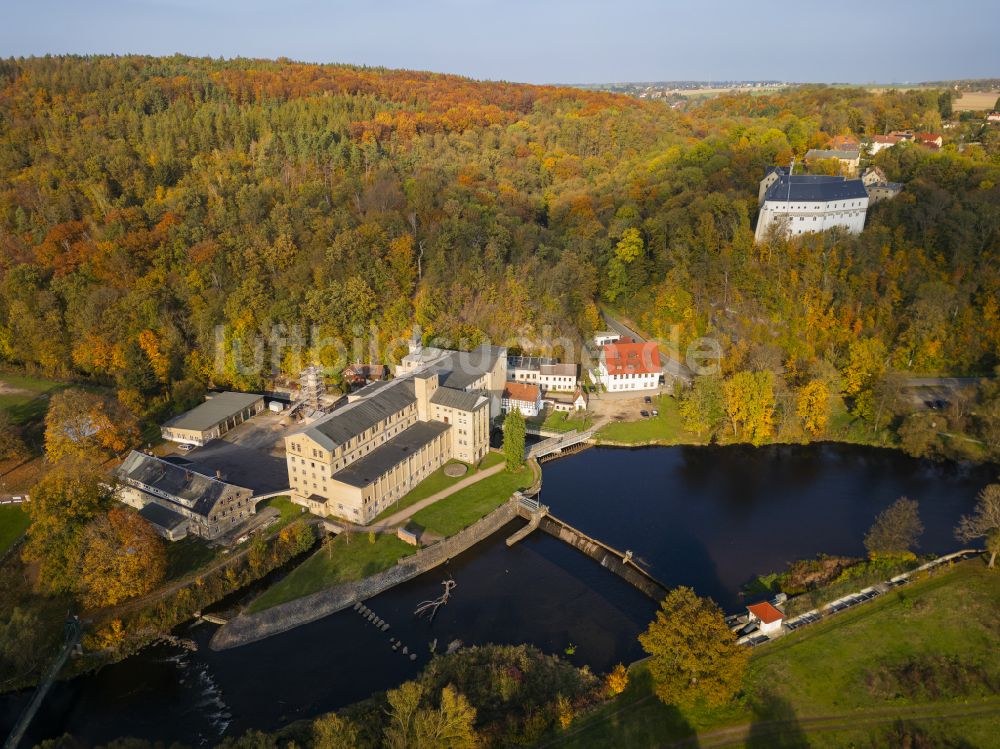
[3,0,998,85]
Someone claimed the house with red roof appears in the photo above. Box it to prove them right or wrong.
[502,381,542,417]
[914,132,943,150]
[596,338,661,392]
[747,601,785,635]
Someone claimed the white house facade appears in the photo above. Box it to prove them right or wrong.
[596,340,661,392]
[755,171,869,242]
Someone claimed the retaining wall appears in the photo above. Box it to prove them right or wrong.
[210,498,519,650]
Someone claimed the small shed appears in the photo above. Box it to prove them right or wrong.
[747,601,785,635]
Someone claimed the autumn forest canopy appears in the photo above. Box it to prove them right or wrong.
[0,56,998,447]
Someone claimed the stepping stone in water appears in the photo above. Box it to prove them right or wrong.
[409,653,417,661]
[402,646,408,655]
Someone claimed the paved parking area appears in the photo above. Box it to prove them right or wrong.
[587,389,670,421]
[163,410,293,495]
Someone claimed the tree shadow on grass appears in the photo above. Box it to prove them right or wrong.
[553,667,700,748]
[745,692,809,748]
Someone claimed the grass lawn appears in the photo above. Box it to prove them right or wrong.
[528,408,593,434]
[0,504,31,555]
[247,533,416,612]
[371,452,504,522]
[595,395,702,445]
[259,495,308,533]
[0,372,65,424]
[164,536,218,580]
[409,463,535,537]
[549,561,1000,748]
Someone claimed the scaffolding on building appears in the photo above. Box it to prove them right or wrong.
[299,366,326,410]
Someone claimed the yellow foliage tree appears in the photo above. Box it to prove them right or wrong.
[44,389,140,462]
[796,379,830,437]
[722,371,775,445]
[639,587,749,708]
[604,663,629,697]
[79,506,167,608]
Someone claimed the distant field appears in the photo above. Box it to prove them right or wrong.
[954,91,999,111]
[0,372,64,424]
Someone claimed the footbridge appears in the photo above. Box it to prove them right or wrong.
[526,429,595,460]
[507,495,669,601]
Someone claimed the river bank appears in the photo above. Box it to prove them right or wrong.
[2,442,994,746]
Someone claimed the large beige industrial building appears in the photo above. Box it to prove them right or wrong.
[285,341,502,525]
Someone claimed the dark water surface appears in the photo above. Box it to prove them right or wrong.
[2,444,994,746]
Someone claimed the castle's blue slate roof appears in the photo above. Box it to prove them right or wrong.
[763,174,869,203]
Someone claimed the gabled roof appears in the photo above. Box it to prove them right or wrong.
[602,340,661,376]
[139,502,189,531]
[163,392,263,432]
[331,421,450,488]
[431,386,488,411]
[296,379,416,451]
[423,343,507,390]
[117,450,249,518]
[763,174,869,203]
[503,381,541,402]
[747,601,785,624]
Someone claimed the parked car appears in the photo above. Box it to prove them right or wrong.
[644,396,652,404]
[640,410,650,418]
[178,443,195,452]
[651,409,659,416]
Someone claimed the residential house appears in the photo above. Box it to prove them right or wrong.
[596,339,661,392]
[803,148,861,176]
[343,363,388,389]
[914,132,943,150]
[865,134,904,154]
[828,134,860,150]
[506,356,578,393]
[502,381,542,417]
[861,166,903,203]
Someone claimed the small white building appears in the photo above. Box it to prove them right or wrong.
[864,134,905,155]
[747,601,785,636]
[755,169,869,242]
[593,331,621,347]
[596,339,661,392]
[545,386,589,413]
[502,382,542,417]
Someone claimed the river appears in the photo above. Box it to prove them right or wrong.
[2,443,994,746]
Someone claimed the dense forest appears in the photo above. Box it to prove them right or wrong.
[0,56,998,456]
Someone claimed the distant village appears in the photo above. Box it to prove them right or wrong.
[115,329,669,543]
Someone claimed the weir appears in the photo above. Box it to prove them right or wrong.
[507,499,669,601]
